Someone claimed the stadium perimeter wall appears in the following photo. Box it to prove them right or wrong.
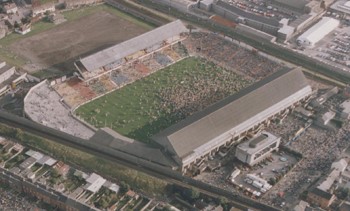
[23,80,48,121]
[105,0,169,26]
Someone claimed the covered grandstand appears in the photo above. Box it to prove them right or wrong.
[152,68,312,174]
[75,20,188,79]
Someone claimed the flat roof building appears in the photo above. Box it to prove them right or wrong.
[37,155,57,166]
[153,68,312,173]
[270,0,308,12]
[330,0,350,15]
[340,100,350,119]
[235,132,280,166]
[25,149,44,161]
[83,173,106,193]
[297,17,339,48]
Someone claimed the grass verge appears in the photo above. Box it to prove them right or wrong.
[0,123,167,196]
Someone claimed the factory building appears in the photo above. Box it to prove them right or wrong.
[235,132,280,166]
[153,68,312,174]
[330,0,350,16]
[297,17,339,48]
[270,0,309,13]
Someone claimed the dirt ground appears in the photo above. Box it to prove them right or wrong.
[10,11,149,74]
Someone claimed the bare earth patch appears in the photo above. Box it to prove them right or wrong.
[10,11,149,73]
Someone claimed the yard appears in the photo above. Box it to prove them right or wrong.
[1,4,153,77]
[76,57,252,142]
[3,153,26,169]
[0,124,168,195]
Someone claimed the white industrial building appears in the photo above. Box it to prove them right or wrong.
[199,0,214,11]
[331,0,350,15]
[297,17,339,47]
[235,131,280,166]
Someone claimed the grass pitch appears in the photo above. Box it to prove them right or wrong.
[76,57,251,142]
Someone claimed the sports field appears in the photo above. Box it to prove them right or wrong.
[5,4,153,77]
[76,57,252,142]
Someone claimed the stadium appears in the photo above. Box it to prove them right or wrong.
[153,68,312,173]
[74,20,188,81]
[24,20,313,174]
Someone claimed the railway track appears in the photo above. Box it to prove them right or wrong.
[0,110,280,211]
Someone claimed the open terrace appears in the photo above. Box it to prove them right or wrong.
[76,57,251,142]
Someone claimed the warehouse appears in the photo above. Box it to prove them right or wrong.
[75,20,188,78]
[153,68,312,174]
[330,0,350,16]
[297,17,339,48]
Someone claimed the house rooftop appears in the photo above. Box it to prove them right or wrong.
[25,149,44,161]
[84,173,106,193]
[310,187,333,200]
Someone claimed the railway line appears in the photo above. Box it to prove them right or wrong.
[0,110,280,211]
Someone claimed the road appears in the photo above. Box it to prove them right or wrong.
[0,110,281,211]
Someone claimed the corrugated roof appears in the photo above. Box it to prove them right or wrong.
[272,0,307,10]
[80,20,187,72]
[37,155,57,166]
[310,187,333,200]
[25,149,44,161]
[84,173,106,193]
[216,0,280,27]
[152,68,312,163]
[89,128,176,167]
[297,17,339,46]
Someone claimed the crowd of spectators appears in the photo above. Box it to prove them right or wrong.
[24,82,95,139]
[183,32,284,80]
[158,58,252,120]
[263,108,350,208]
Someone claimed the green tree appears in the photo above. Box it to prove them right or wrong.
[97,197,109,208]
[269,178,276,185]
[218,196,227,205]
[13,21,20,29]
[186,24,195,34]
[120,181,130,193]
[15,154,25,162]
[162,205,172,211]
[335,187,350,200]
[183,188,200,202]
[51,168,60,178]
